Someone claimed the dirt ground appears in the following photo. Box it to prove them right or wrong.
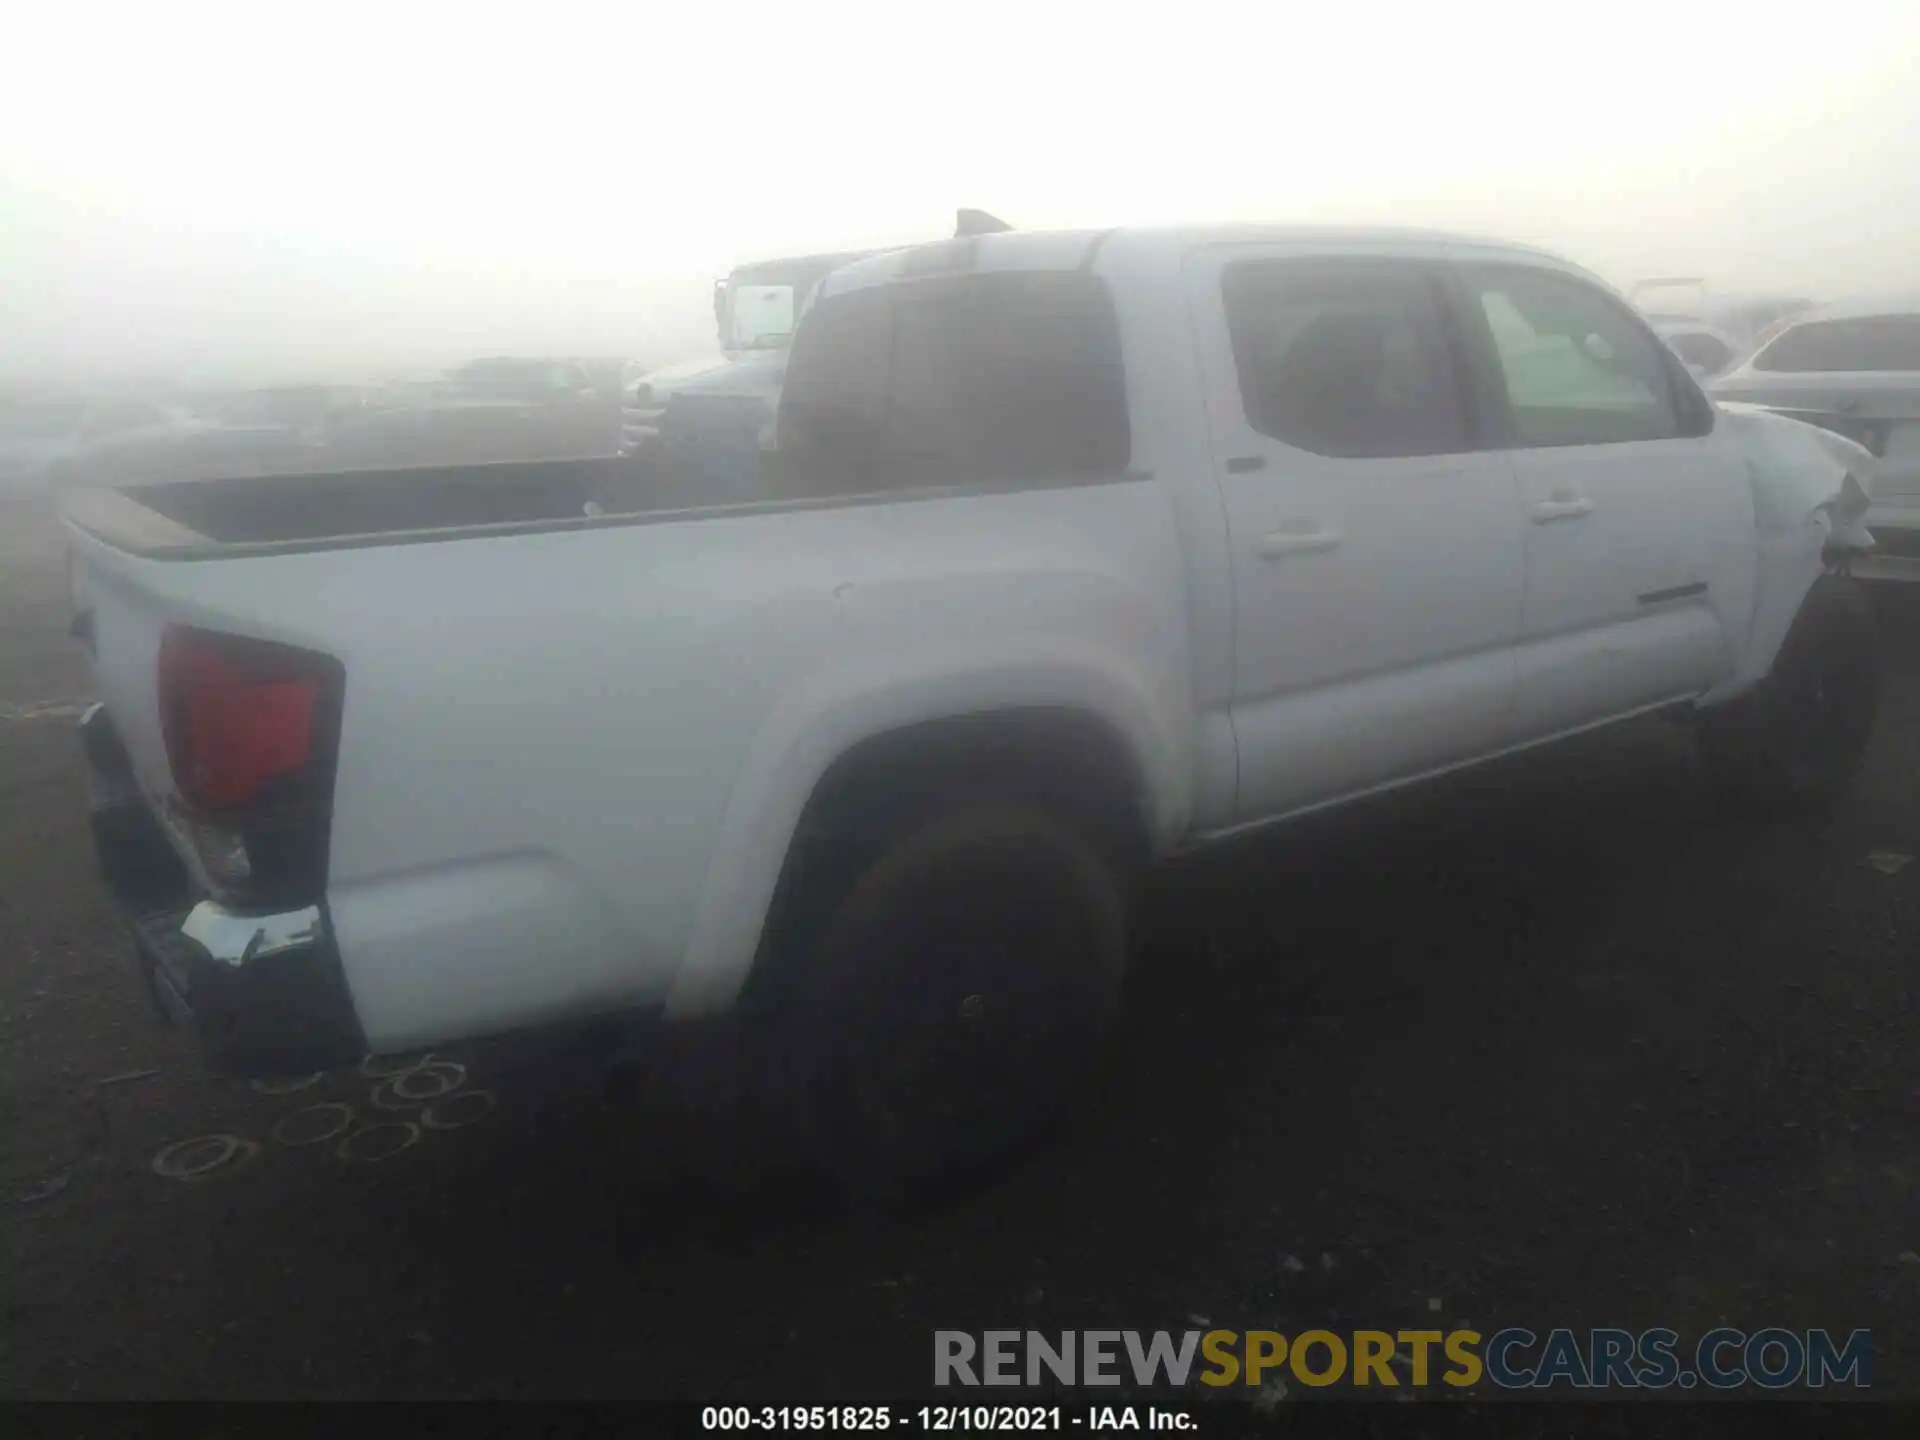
[5,487,1920,1404]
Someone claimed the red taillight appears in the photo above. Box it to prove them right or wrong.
[156,626,342,910]
[158,628,326,817]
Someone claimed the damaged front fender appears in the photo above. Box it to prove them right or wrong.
[1720,401,1875,547]
[1705,404,1876,705]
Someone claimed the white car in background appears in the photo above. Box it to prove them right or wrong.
[1711,296,1920,581]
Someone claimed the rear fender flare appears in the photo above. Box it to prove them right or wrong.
[661,652,1189,1018]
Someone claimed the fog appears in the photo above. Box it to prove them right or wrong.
[4,0,1917,389]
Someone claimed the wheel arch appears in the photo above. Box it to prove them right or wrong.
[661,663,1190,1020]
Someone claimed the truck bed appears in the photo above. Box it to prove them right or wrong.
[115,456,678,546]
[61,448,1013,559]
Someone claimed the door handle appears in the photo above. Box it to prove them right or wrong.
[1530,496,1594,523]
[1258,527,1343,558]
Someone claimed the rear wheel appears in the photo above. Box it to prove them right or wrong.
[767,800,1126,1201]
[1699,573,1879,814]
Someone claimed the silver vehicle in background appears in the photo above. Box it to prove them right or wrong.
[1631,278,1817,357]
[1711,296,1920,581]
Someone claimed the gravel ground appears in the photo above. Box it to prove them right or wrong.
[5,488,1920,1405]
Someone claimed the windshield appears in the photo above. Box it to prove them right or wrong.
[720,282,802,351]
[717,260,849,351]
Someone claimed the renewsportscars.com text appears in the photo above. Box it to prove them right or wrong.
[934,1327,1871,1391]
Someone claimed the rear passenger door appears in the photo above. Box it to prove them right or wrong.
[1188,249,1525,822]
[1446,262,1751,741]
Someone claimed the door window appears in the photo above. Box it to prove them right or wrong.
[1220,259,1469,459]
[1463,267,1682,447]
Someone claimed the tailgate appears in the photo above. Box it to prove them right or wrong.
[67,527,197,869]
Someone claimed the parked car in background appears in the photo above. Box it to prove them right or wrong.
[1702,295,1818,357]
[326,358,624,468]
[66,223,1878,1194]
[1,398,211,489]
[1711,296,1920,581]
[359,377,448,416]
[571,357,646,401]
[1631,278,1818,361]
[199,385,366,435]
[46,387,392,487]
[1654,319,1744,381]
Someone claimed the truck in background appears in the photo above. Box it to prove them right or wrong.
[620,249,877,497]
[621,217,1016,493]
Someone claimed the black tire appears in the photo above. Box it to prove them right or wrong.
[1699,572,1879,814]
[768,800,1126,1201]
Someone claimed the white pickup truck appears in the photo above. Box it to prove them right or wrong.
[65,224,1881,1191]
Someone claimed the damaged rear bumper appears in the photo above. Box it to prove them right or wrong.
[82,703,366,1078]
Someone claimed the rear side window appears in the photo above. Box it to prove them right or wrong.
[1221,259,1468,459]
[1463,267,1681,447]
[1753,314,1920,372]
[775,271,1129,498]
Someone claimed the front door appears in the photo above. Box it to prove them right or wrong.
[1446,260,1752,741]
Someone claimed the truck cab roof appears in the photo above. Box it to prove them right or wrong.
[818,224,1585,299]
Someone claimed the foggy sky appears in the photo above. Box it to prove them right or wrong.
[4,0,1917,389]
